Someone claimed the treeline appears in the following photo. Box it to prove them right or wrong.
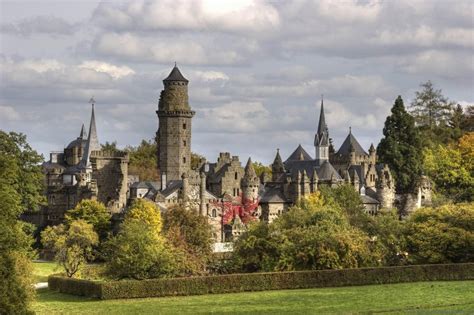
[377,81,473,202]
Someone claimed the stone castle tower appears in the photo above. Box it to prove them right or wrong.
[156,65,195,182]
[242,158,259,202]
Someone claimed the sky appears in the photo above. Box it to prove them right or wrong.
[1,0,473,165]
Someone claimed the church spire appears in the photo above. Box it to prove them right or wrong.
[81,99,100,168]
[314,96,329,165]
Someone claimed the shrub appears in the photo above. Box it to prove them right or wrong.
[104,220,176,280]
[405,203,474,264]
[48,263,474,300]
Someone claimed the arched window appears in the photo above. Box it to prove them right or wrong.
[212,209,217,217]
[235,172,238,180]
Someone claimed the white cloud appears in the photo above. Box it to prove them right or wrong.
[78,61,135,79]
[0,15,78,36]
[0,105,20,121]
[93,0,280,33]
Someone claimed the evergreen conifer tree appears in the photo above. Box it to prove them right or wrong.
[377,96,423,193]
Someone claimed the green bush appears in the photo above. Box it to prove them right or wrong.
[48,263,474,300]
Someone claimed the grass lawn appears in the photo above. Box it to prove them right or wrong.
[33,280,474,314]
[33,261,58,283]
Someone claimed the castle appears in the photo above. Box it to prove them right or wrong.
[39,65,430,241]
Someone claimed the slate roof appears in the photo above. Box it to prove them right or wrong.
[260,187,289,203]
[131,181,160,190]
[285,144,313,163]
[163,65,189,83]
[361,194,380,204]
[317,160,342,181]
[284,159,342,181]
[336,131,368,156]
[66,138,87,149]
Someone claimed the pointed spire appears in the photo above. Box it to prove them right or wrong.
[244,157,257,179]
[312,168,319,182]
[79,123,87,139]
[315,96,329,146]
[81,101,100,168]
[272,148,284,173]
[369,143,375,152]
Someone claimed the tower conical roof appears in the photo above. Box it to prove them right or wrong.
[272,149,285,172]
[244,157,257,179]
[163,64,188,83]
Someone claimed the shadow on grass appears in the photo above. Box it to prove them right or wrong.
[37,289,99,304]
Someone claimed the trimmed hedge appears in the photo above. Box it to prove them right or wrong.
[48,263,474,300]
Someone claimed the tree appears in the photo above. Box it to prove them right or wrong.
[377,96,423,193]
[41,220,98,278]
[125,199,162,236]
[405,203,474,264]
[126,139,159,181]
[162,205,214,275]
[65,200,111,239]
[101,141,119,153]
[423,133,474,202]
[410,81,454,134]
[191,152,205,170]
[252,161,272,177]
[0,131,43,313]
[233,192,382,272]
[449,104,464,140]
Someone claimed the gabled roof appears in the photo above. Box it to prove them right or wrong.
[285,144,313,163]
[163,65,188,83]
[336,131,368,156]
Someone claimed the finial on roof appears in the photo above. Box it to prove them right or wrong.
[349,126,352,134]
[174,61,177,67]
[89,97,95,107]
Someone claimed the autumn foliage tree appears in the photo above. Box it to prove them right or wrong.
[41,220,99,277]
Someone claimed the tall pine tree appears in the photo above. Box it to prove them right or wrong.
[377,96,423,194]
[410,81,454,129]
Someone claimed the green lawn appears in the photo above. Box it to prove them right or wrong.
[33,261,58,283]
[33,281,474,314]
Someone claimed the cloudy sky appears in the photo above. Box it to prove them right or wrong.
[1,0,473,164]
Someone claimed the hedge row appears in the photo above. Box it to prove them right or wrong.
[48,263,474,300]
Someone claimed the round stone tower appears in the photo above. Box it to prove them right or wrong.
[242,158,259,202]
[156,64,195,182]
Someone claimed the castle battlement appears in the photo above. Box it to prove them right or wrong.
[90,150,129,159]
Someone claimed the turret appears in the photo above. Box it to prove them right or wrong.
[242,158,259,202]
[353,170,360,193]
[271,148,285,182]
[349,140,356,165]
[181,172,189,202]
[301,169,310,196]
[369,143,376,164]
[311,169,319,192]
[314,96,329,166]
[199,172,206,215]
